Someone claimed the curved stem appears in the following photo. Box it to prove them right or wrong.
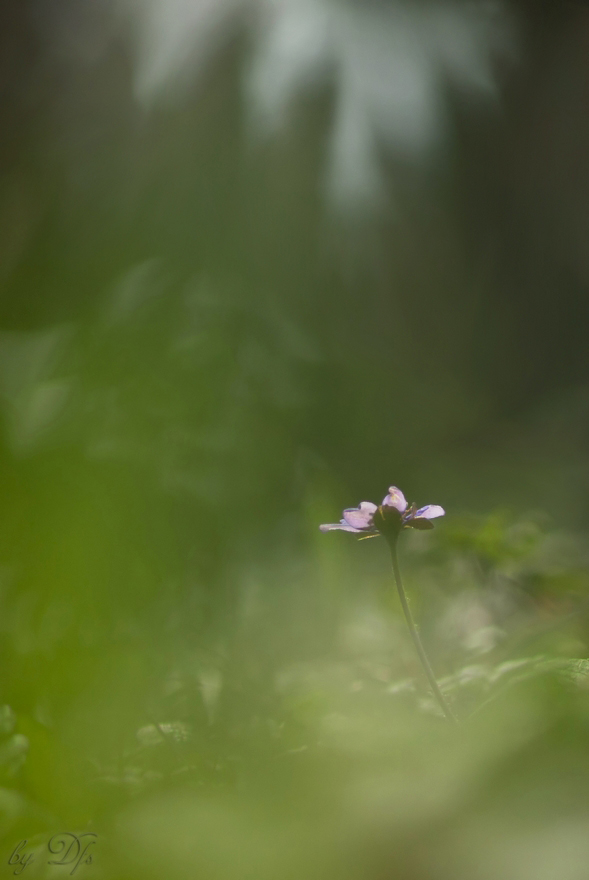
[388,537,458,723]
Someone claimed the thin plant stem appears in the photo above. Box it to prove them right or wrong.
[388,537,458,723]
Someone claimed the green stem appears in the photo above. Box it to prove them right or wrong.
[388,537,458,723]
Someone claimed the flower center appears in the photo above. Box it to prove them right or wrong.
[373,504,403,537]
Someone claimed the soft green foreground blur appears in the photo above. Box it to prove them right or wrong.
[1,1,589,878]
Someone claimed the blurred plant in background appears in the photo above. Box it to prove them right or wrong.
[122,0,513,208]
[0,0,589,877]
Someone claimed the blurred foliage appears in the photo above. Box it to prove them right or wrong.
[1,507,589,878]
[0,0,589,878]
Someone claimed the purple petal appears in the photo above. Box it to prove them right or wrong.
[414,505,445,520]
[342,501,377,530]
[382,486,408,513]
[319,522,363,533]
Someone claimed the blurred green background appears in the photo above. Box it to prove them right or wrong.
[1,0,589,877]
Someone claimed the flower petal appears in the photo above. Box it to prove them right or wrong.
[406,518,434,530]
[414,505,445,520]
[382,486,408,513]
[319,522,363,533]
[342,502,377,530]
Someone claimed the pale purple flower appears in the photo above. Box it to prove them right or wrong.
[319,486,444,538]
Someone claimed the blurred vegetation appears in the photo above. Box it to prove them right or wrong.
[0,0,589,877]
